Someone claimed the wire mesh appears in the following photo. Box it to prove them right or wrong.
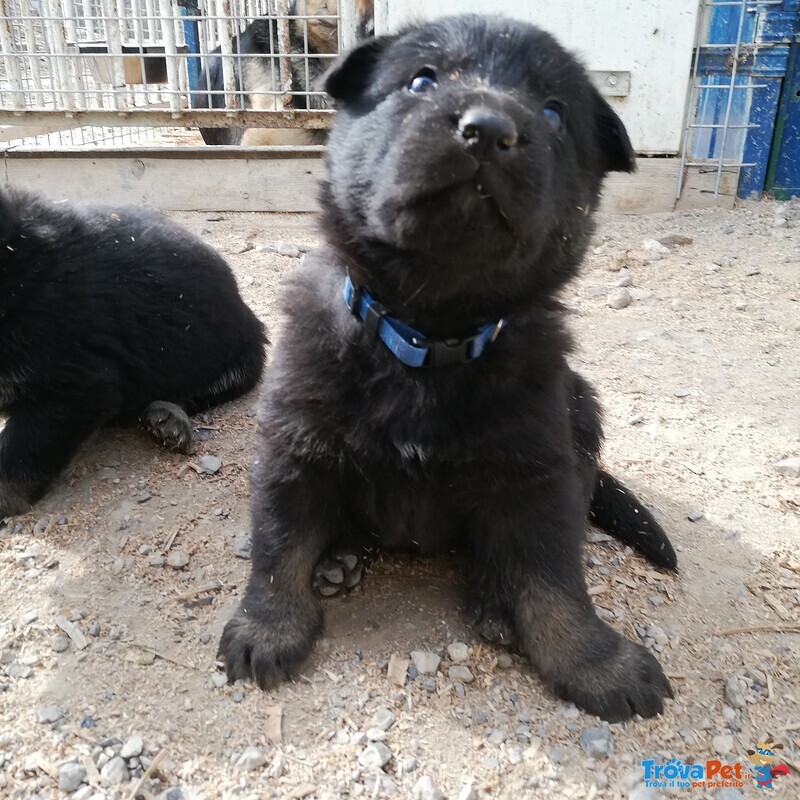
[0,0,362,139]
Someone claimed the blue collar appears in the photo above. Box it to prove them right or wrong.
[343,276,508,368]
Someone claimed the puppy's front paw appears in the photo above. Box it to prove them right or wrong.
[140,401,192,452]
[218,601,323,689]
[551,633,673,722]
[313,546,370,597]
[0,481,34,519]
[464,593,515,645]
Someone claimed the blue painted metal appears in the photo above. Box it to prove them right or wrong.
[690,0,799,198]
[766,39,800,198]
[178,0,201,92]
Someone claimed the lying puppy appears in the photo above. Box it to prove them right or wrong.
[219,15,676,722]
[192,0,373,146]
[0,186,267,518]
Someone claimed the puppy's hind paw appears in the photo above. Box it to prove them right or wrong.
[313,547,370,598]
[464,594,515,646]
[141,401,192,452]
[217,602,322,690]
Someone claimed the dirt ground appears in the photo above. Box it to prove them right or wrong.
[1,200,798,800]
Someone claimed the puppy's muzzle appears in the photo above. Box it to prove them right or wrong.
[457,107,518,161]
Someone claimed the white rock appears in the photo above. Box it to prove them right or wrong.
[410,650,441,675]
[449,665,474,684]
[774,457,800,478]
[358,742,392,769]
[447,642,469,663]
[607,288,632,309]
[642,239,670,260]
[37,706,63,724]
[58,761,87,792]
[120,734,144,759]
[413,776,446,800]
[615,268,633,287]
[166,550,190,569]
[199,454,222,474]
[100,756,130,785]
[371,707,396,731]
[457,783,477,800]
[236,746,267,771]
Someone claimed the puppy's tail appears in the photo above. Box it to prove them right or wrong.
[589,469,677,571]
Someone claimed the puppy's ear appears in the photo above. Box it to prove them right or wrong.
[591,86,636,174]
[323,35,396,102]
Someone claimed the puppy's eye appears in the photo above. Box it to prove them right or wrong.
[542,102,563,130]
[408,67,438,94]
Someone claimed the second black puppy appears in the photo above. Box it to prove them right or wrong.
[220,15,676,722]
[0,186,267,518]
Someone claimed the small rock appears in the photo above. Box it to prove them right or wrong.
[595,770,609,789]
[412,776,445,800]
[166,550,189,569]
[628,287,653,301]
[580,727,614,758]
[615,268,633,287]
[72,783,95,799]
[628,413,644,425]
[37,706,63,724]
[157,789,186,800]
[387,653,409,686]
[350,731,367,746]
[447,642,470,663]
[371,707,396,732]
[658,234,693,248]
[199,455,221,475]
[358,742,392,769]
[724,676,747,708]
[366,728,386,741]
[100,756,130,785]
[421,677,437,692]
[449,665,474,684]
[457,783,477,800]
[20,610,38,625]
[231,535,252,559]
[120,734,143,759]
[482,756,499,770]
[205,213,223,222]
[642,239,670,260]
[133,491,152,504]
[211,672,228,689]
[6,663,32,679]
[236,746,267,771]
[712,733,734,756]
[58,762,87,792]
[671,299,689,312]
[721,705,736,724]
[607,288,632,309]
[410,650,441,675]
[149,556,165,567]
[51,634,70,653]
[268,753,286,779]
[687,510,704,522]
[734,296,748,311]
[647,624,669,647]
[774,457,800,478]
[586,530,613,543]
[401,756,418,773]
[495,652,513,669]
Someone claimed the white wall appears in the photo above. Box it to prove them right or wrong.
[375,0,699,155]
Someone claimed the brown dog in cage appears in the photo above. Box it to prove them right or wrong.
[192,0,373,146]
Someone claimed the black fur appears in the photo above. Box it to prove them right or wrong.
[219,15,675,722]
[0,186,267,517]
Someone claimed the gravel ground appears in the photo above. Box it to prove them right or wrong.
[1,201,798,800]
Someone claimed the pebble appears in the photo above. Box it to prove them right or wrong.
[687,510,704,522]
[51,634,70,653]
[371,707,396,732]
[482,756,499,770]
[37,706,63,724]
[166,550,190,569]
[401,756,418,773]
[149,556,165,567]
[205,213,223,222]
[366,728,386,741]
[236,746,267,771]
[734,296,748,310]
[671,298,689,312]
[607,288,632,309]
[387,653,409,686]
[101,756,130,785]
[629,287,654,301]
[412,776,445,800]
[580,727,614,758]
[6,663,33,679]
[447,642,469,663]
[256,241,305,258]
[495,652,513,669]
[421,677,437,692]
[410,651,441,675]
[157,789,186,800]
[457,783,478,800]
[449,665,474,684]
[232,535,252,559]
[350,731,367,746]
[615,268,633,287]
[586,530,613,543]
[724,676,747,708]
[133,491,152,504]
[721,705,736,724]
[71,785,95,800]
[211,672,228,689]
[642,239,670,260]
[120,734,143,759]
[658,234,694,248]
[199,455,222,474]
[712,733,734,756]
[595,770,609,789]
[628,413,644,425]
[358,742,392,769]
[59,761,87,792]
[774,457,800,478]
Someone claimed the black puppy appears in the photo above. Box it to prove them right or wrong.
[0,186,267,518]
[220,15,676,722]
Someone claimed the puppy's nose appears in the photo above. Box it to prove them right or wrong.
[457,107,518,160]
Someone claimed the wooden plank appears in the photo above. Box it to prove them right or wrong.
[2,150,732,214]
